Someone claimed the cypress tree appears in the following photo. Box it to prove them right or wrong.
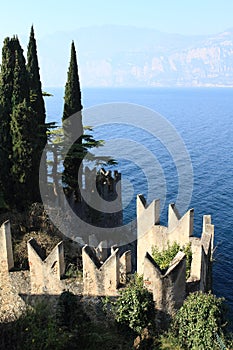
[62,41,83,199]
[0,37,17,206]
[11,37,29,106]
[11,101,37,207]
[27,26,46,125]
[10,38,37,208]
[63,41,83,120]
[27,26,47,201]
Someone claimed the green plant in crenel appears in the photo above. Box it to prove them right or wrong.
[107,274,155,334]
[151,242,192,279]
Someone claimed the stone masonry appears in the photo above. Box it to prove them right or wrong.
[0,193,214,320]
[137,194,214,313]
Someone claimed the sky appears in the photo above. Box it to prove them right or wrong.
[1,0,233,87]
[0,0,233,40]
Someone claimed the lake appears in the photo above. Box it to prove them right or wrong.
[45,87,233,321]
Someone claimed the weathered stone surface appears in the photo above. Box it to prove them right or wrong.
[28,238,65,294]
[137,195,214,311]
[82,245,120,296]
[0,194,214,321]
[143,251,186,314]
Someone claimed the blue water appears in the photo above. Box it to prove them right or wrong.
[45,87,233,320]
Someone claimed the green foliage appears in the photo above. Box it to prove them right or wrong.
[11,37,29,107]
[170,291,228,349]
[183,243,192,279]
[62,41,83,196]
[109,274,155,334]
[0,37,16,206]
[10,101,38,207]
[27,25,47,201]
[27,26,46,124]
[0,28,46,209]
[0,302,71,350]
[63,41,82,121]
[152,242,192,279]
[64,263,83,278]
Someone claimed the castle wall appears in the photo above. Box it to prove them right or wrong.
[143,251,186,314]
[167,206,194,245]
[82,245,120,296]
[187,215,214,292]
[0,221,14,273]
[0,222,30,322]
[27,238,65,294]
[119,250,131,284]
[137,225,167,275]
[137,194,160,238]
[137,195,194,275]
[0,194,214,322]
[137,196,214,298]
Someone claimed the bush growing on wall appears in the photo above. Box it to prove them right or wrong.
[170,291,228,349]
[152,242,192,279]
[107,274,155,334]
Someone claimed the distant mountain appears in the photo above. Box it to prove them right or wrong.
[36,26,233,87]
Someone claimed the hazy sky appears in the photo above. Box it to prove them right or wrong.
[1,0,233,39]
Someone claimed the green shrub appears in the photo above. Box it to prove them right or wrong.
[170,291,228,349]
[10,302,71,350]
[151,242,192,279]
[108,274,155,334]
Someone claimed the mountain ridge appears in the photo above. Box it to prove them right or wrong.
[34,25,233,87]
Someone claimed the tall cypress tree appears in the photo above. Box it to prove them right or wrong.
[62,41,83,199]
[27,26,46,125]
[11,101,37,207]
[27,25,47,200]
[0,37,17,206]
[11,37,29,106]
[10,38,37,208]
[63,41,83,120]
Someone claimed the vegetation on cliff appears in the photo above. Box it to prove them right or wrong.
[0,286,232,349]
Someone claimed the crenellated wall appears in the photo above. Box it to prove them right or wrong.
[187,215,214,291]
[0,193,214,320]
[28,238,65,294]
[82,244,132,296]
[144,251,186,313]
[0,221,14,273]
[82,245,120,296]
[136,195,214,307]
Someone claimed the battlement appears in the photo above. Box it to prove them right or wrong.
[0,221,14,274]
[136,195,214,304]
[84,167,121,200]
[82,243,132,296]
[28,238,65,294]
[137,194,160,238]
[0,194,214,321]
[187,215,214,292]
[144,251,186,313]
[82,167,123,228]
[83,245,120,296]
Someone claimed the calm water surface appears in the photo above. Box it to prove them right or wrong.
[45,87,233,320]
